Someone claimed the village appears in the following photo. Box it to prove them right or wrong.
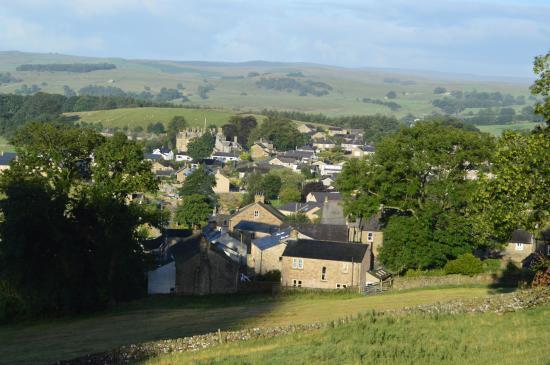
[138,123,548,296]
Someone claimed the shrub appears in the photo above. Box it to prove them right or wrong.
[482,259,502,273]
[444,253,484,276]
[255,270,281,282]
[0,281,26,323]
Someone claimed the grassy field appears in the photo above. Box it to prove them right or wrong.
[0,287,493,365]
[64,107,254,129]
[476,122,544,135]
[141,305,550,365]
[0,51,532,118]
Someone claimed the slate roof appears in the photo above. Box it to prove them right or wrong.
[355,216,383,231]
[363,145,376,152]
[234,220,280,234]
[144,153,162,160]
[278,202,322,213]
[258,202,287,221]
[509,229,534,244]
[0,152,16,166]
[143,229,193,251]
[252,228,292,250]
[212,151,238,157]
[308,192,342,202]
[294,224,349,242]
[282,239,368,262]
[368,268,392,281]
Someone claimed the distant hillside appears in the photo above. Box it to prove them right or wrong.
[0,51,533,119]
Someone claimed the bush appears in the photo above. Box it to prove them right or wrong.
[444,253,484,276]
[0,281,27,323]
[482,259,502,273]
[255,270,281,282]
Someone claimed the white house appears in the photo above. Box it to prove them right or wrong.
[211,151,240,162]
[152,147,174,161]
[175,154,193,162]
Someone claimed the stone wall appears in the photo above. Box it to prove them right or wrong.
[391,273,495,290]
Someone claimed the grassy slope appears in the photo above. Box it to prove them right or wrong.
[64,107,243,129]
[0,287,491,365]
[0,51,532,118]
[143,305,550,365]
[476,122,544,135]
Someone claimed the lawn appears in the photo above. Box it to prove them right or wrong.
[0,287,493,365]
[63,107,247,129]
[476,122,543,135]
[142,305,550,365]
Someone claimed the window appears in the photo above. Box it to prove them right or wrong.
[336,283,347,289]
[515,243,524,251]
[321,266,327,281]
[341,263,349,273]
[367,232,374,242]
[253,210,260,218]
[292,258,303,269]
[293,279,302,287]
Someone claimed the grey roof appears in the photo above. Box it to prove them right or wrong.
[275,156,298,164]
[252,228,292,250]
[213,151,238,157]
[234,220,280,234]
[0,152,16,166]
[278,202,322,213]
[294,224,349,242]
[369,268,391,280]
[282,239,368,262]
[143,229,193,251]
[356,216,382,231]
[309,192,342,202]
[509,229,534,244]
[363,145,376,152]
[144,153,162,160]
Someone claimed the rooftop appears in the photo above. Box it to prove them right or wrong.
[282,239,369,262]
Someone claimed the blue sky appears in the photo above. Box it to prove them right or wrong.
[0,0,548,77]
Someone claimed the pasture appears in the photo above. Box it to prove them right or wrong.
[476,122,543,135]
[0,287,492,365]
[142,305,549,365]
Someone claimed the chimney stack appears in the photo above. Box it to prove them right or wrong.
[254,193,265,203]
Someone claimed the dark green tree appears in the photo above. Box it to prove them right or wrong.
[175,194,212,228]
[187,132,215,161]
[167,116,187,149]
[178,165,217,207]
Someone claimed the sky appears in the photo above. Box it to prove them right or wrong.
[0,0,548,77]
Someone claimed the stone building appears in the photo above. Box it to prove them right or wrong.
[281,239,371,290]
[247,228,292,275]
[171,233,240,295]
[176,128,222,152]
[250,140,274,160]
[213,169,231,193]
[228,194,286,232]
[348,216,384,258]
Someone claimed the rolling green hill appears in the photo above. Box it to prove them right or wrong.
[64,107,260,129]
[0,51,533,119]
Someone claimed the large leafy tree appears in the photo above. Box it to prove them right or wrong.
[474,130,549,242]
[248,117,309,150]
[175,194,212,228]
[187,132,215,161]
[0,124,158,316]
[337,121,494,271]
[222,115,257,147]
[178,165,217,208]
[530,52,549,126]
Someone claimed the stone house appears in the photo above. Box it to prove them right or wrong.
[269,156,299,171]
[297,124,314,134]
[247,228,292,275]
[502,229,550,266]
[348,216,384,258]
[170,233,240,295]
[311,131,328,141]
[175,166,195,183]
[328,127,348,136]
[213,169,231,193]
[228,194,286,232]
[250,140,274,160]
[281,239,371,289]
[312,139,336,151]
[294,224,349,242]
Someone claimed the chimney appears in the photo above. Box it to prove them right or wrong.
[254,193,265,203]
[290,228,299,239]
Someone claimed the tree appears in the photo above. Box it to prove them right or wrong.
[167,116,187,149]
[433,87,447,94]
[530,52,549,125]
[248,117,309,150]
[178,165,217,207]
[279,186,301,203]
[473,130,549,243]
[175,194,212,228]
[222,115,257,147]
[0,124,157,316]
[147,122,165,134]
[337,121,494,271]
[386,91,397,99]
[260,174,282,200]
[186,132,215,161]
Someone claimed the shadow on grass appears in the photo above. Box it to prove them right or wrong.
[488,262,534,294]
